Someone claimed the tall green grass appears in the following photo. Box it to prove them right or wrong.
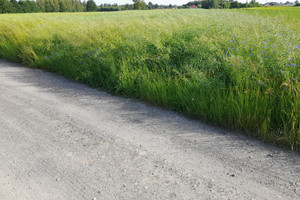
[0,8,299,150]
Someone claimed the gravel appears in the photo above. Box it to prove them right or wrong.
[0,59,299,200]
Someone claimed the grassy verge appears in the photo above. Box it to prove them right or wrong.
[0,8,299,150]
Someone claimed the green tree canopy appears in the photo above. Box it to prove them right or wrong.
[133,0,146,10]
[0,0,12,13]
[86,0,96,11]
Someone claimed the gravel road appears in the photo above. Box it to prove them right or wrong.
[0,59,299,200]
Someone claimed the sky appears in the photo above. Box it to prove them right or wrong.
[94,0,291,6]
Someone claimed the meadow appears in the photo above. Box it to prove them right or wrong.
[0,7,299,150]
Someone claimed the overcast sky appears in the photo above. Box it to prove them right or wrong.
[94,0,291,5]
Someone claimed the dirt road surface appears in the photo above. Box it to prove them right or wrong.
[0,59,299,200]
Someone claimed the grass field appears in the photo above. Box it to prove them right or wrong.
[243,6,300,21]
[0,7,299,150]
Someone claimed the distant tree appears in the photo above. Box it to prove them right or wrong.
[201,0,214,9]
[42,0,59,12]
[36,0,45,12]
[147,2,153,9]
[184,1,201,6]
[220,0,230,8]
[230,1,240,8]
[133,0,146,10]
[123,3,134,10]
[0,0,89,13]
[18,0,40,13]
[59,1,67,12]
[97,3,120,12]
[184,0,259,9]
[248,0,260,7]
[0,0,12,13]
[86,0,96,11]
[75,0,85,12]
[8,0,19,12]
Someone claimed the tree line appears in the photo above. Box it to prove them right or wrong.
[0,0,173,13]
[0,0,100,13]
[97,0,262,11]
[182,0,261,9]
[1,0,263,14]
